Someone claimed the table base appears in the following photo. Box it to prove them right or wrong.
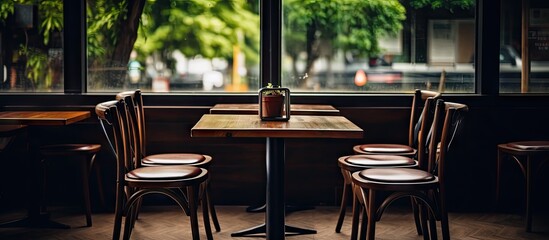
[231,223,317,237]
[0,213,71,229]
[246,204,315,213]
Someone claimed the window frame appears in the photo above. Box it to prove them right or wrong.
[60,0,501,96]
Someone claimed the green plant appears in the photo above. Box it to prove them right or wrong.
[263,83,283,95]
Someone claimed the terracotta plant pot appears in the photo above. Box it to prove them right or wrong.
[261,95,284,118]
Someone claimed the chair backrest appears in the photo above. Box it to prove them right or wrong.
[116,90,147,161]
[409,89,442,149]
[414,96,438,170]
[422,99,468,181]
[96,100,135,183]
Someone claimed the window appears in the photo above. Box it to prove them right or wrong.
[0,1,64,92]
[282,0,476,93]
[500,0,549,93]
[86,0,260,93]
[12,1,540,94]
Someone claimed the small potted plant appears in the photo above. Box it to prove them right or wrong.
[260,83,285,118]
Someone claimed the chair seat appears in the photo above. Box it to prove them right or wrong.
[359,168,435,183]
[143,153,206,165]
[507,141,549,151]
[127,165,202,180]
[355,143,415,154]
[40,144,101,156]
[344,154,416,167]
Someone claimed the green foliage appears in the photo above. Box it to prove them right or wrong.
[263,83,283,95]
[39,0,63,45]
[409,0,475,11]
[86,0,128,60]
[133,0,260,65]
[18,45,50,87]
[284,0,406,77]
[0,1,15,22]
[0,0,62,45]
[0,0,62,86]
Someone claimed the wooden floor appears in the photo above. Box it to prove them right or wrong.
[1,205,548,240]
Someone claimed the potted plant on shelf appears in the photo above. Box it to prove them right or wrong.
[260,83,285,118]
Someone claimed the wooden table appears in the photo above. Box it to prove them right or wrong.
[191,114,363,239]
[210,103,340,115]
[0,111,91,229]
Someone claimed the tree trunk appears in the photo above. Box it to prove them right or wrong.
[110,0,146,66]
[302,22,320,88]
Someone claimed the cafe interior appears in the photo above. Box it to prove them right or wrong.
[1,0,549,239]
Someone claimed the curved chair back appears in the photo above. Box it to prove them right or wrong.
[409,89,442,149]
[96,100,135,180]
[424,100,468,181]
[116,90,146,164]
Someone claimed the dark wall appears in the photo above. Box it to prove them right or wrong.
[1,94,548,213]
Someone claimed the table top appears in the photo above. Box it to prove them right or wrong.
[191,114,363,139]
[210,103,340,115]
[0,111,91,126]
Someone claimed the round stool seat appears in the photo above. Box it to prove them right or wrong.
[359,168,435,183]
[354,143,416,155]
[143,153,207,165]
[127,165,202,180]
[507,141,549,151]
[40,144,101,156]
[344,154,416,167]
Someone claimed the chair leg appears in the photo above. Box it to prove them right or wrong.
[80,157,93,227]
[525,156,533,232]
[90,153,106,209]
[496,148,503,209]
[351,194,360,240]
[112,185,125,240]
[365,190,377,240]
[187,185,200,240]
[419,204,430,239]
[201,184,214,240]
[411,197,423,235]
[205,182,221,232]
[427,210,437,240]
[440,207,450,240]
[336,182,351,233]
[359,207,367,240]
[122,205,136,240]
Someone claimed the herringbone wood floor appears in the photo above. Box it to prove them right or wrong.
[0,205,548,240]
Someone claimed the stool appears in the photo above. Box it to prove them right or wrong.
[496,141,549,232]
[40,144,104,227]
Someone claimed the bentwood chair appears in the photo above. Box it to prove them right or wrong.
[352,100,468,240]
[116,89,220,233]
[336,96,438,238]
[96,100,209,240]
[353,89,441,156]
[337,89,440,234]
[39,143,104,227]
[496,141,549,232]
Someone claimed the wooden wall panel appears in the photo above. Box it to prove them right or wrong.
[2,97,549,213]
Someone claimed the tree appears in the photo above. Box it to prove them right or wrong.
[87,0,260,89]
[133,0,259,67]
[409,0,475,11]
[284,0,406,87]
[87,0,145,70]
[0,0,63,89]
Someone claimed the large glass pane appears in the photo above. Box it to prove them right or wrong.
[282,0,476,93]
[87,0,260,93]
[0,1,64,92]
[500,0,549,93]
